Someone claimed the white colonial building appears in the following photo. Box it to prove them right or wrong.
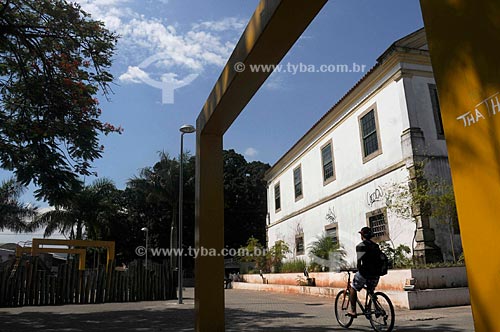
[265,29,462,265]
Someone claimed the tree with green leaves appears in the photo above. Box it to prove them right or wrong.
[111,150,267,265]
[385,161,459,262]
[308,233,347,271]
[223,149,270,249]
[426,179,459,262]
[266,240,290,273]
[122,152,196,269]
[125,152,195,250]
[238,236,267,270]
[30,178,122,240]
[379,241,412,268]
[0,0,119,204]
[0,178,34,232]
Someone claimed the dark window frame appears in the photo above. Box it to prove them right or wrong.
[321,140,336,185]
[295,234,305,255]
[366,208,390,242]
[429,84,445,140]
[293,165,303,201]
[325,222,339,246]
[274,182,281,212]
[358,104,382,163]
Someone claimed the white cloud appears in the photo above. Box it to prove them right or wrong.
[80,0,133,27]
[119,66,149,83]
[264,74,287,91]
[77,0,246,74]
[244,147,258,157]
[193,17,246,32]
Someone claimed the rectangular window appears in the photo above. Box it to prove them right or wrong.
[321,142,335,184]
[325,223,338,245]
[359,105,382,163]
[274,183,281,212]
[293,166,303,200]
[429,84,445,139]
[295,234,305,255]
[367,208,389,242]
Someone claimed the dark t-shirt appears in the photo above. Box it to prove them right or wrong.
[356,239,380,279]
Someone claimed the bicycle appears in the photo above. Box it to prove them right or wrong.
[334,268,395,332]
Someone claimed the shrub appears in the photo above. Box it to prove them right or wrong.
[308,261,322,272]
[267,240,290,273]
[238,237,267,270]
[281,258,307,273]
[380,242,412,269]
[308,233,347,271]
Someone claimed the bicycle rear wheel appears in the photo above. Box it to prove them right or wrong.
[334,290,354,328]
[367,291,395,332]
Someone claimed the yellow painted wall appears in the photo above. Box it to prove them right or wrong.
[420,1,500,330]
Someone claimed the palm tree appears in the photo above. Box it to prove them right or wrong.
[0,178,35,232]
[308,233,347,271]
[30,178,120,240]
[126,152,181,250]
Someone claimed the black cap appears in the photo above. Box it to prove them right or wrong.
[359,226,373,239]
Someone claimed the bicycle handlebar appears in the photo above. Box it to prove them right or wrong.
[339,268,358,272]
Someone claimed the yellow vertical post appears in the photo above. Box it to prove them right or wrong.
[107,242,115,270]
[195,132,224,332]
[420,1,500,331]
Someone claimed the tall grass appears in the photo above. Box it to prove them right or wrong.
[281,258,307,273]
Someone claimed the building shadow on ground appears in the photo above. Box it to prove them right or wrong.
[0,305,470,332]
[0,307,195,332]
[225,307,470,332]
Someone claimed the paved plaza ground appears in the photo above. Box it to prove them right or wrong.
[0,288,474,331]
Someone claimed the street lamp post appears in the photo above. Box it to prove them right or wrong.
[178,124,195,304]
[141,227,148,269]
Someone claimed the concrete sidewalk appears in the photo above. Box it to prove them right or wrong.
[0,288,474,331]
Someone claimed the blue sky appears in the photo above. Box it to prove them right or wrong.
[0,0,424,209]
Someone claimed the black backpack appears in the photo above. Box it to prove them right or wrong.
[376,248,389,276]
[363,240,389,277]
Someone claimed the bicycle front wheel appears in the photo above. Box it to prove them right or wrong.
[367,291,395,332]
[334,290,354,328]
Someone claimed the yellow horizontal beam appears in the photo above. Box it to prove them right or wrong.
[197,0,328,136]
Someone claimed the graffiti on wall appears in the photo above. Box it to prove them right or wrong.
[367,186,384,207]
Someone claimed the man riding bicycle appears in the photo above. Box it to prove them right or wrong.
[348,226,381,317]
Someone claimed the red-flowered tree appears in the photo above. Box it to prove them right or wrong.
[0,0,120,204]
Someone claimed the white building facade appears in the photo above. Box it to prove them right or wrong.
[265,29,462,265]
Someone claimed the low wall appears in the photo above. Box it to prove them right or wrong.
[410,267,468,289]
[240,266,467,291]
[233,267,469,309]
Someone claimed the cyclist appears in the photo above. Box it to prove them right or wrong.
[348,226,381,317]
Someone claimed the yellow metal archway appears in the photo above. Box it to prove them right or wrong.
[16,239,115,270]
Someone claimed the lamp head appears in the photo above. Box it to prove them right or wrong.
[179,124,195,134]
[141,227,148,232]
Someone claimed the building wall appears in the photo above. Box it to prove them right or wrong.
[403,73,462,261]
[268,70,408,221]
[267,167,414,265]
[267,54,461,264]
